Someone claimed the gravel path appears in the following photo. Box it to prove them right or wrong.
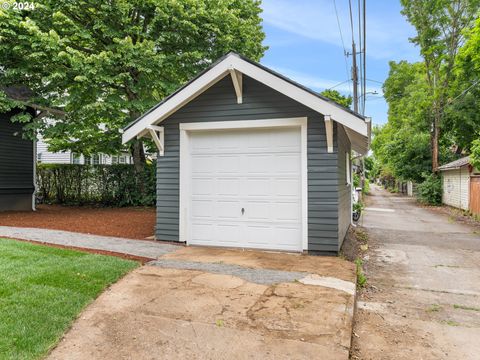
[149,258,309,285]
[0,226,179,258]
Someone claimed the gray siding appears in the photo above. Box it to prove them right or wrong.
[0,110,34,211]
[156,75,343,252]
[337,125,352,250]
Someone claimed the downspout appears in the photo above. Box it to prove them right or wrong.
[32,136,36,211]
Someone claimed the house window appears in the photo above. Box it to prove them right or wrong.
[72,153,81,164]
[346,153,351,185]
[112,156,118,164]
[119,156,126,164]
[84,156,91,165]
[37,153,42,162]
[92,154,100,165]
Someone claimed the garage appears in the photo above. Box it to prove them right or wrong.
[122,52,371,254]
[181,121,306,251]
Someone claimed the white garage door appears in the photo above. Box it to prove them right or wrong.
[186,126,303,251]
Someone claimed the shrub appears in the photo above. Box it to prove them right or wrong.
[471,139,480,170]
[353,173,360,188]
[353,173,370,194]
[363,178,370,194]
[417,173,442,205]
[36,163,156,206]
[354,258,367,288]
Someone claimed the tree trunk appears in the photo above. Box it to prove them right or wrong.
[432,124,439,172]
[431,106,441,173]
[131,138,147,194]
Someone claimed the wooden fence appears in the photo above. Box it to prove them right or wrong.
[469,176,480,215]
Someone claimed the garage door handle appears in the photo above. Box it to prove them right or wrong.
[241,208,245,215]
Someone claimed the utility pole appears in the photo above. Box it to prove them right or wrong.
[351,41,359,113]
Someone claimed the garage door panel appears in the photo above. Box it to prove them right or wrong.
[187,126,303,252]
[216,200,242,219]
[275,178,301,197]
[275,202,301,221]
[275,154,301,173]
[214,223,243,243]
[274,226,302,248]
[191,200,214,218]
[215,131,243,151]
[245,201,271,221]
[243,178,271,196]
[189,133,213,152]
[245,225,272,246]
[247,155,273,174]
[217,178,241,196]
[191,156,214,174]
[216,156,241,174]
[191,178,214,195]
[190,223,214,242]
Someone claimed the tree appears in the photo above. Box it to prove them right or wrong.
[0,0,266,192]
[372,61,433,183]
[320,89,352,108]
[447,16,480,153]
[400,0,479,171]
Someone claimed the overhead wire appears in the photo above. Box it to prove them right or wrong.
[362,0,367,115]
[327,79,352,90]
[333,0,352,95]
[357,0,363,113]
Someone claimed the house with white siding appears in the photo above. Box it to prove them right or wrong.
[36,136,134,165]
[438,156,475,211]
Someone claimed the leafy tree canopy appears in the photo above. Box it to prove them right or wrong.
[400,0,479,171]
[319,89,352,108]
[0,0,267,160]
[371,61,433,182]
[446,16,480,152]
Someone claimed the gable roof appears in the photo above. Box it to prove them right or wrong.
[438,156,471,171]
[122,52,371,154]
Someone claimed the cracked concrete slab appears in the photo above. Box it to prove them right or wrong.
[47,250,356,360]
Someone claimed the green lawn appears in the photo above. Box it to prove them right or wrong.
[0,238,139,360]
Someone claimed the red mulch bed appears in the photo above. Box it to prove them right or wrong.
[0,204,156,240]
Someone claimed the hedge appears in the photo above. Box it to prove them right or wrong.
[36,163,156,206]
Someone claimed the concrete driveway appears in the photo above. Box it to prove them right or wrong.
[48,247,356,360]
[352,185,480,359]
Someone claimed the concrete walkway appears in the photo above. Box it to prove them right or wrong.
[0,226,179,258]
[351,184,480,360]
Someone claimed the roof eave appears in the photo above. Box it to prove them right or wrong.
[122,53,370,149]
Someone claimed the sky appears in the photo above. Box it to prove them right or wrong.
[259,0,421,126]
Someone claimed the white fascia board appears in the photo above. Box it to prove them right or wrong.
[122,53,369,144]
[122,57,233,143]
[228,56,368,137]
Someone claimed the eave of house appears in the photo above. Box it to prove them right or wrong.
[122,52,371,155]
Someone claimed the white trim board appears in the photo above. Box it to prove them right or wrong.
[123,53,370,154]
[179,117,308,251]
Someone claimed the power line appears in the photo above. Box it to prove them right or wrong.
[348,0,359,113]
[447,78,480,105]
[363,78,383,85]
[333,0,352,95]
[348,0,355,44]
[327,79,352,90]
[357,0,363,113]
[362,0,366,115]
